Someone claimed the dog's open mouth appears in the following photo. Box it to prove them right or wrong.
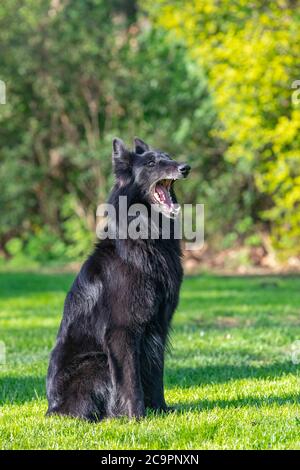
[151,179,180,217]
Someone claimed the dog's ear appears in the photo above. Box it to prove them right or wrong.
[134,137,150,155]
[112,138,132,180]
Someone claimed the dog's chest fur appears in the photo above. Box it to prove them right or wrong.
[93,237,182,328]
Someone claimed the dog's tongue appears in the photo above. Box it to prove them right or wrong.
[156,184,172,207]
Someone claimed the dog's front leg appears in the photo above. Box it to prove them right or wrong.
[142,335,168,412]
[106,327,145,419]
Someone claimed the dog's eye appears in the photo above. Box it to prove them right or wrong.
[147,160,155,167]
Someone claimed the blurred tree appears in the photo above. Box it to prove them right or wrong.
[0,0,220,261]
[147,0,300,257]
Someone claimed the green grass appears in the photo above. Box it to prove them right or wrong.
[0,271,300,449]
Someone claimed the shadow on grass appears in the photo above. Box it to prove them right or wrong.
[0,375,46,405]
[166,361,300,388]
[0,272,74,299]
[2,271,300,300]
[2,361,299,408]
[185,273,300,284]
[171,393,300,413]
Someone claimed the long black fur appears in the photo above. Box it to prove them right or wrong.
[46,137,190,421]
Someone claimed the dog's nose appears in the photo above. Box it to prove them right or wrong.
[178,164,191,177]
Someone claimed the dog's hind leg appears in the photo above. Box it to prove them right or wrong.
[46,353,110,422]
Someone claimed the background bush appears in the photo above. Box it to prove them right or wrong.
[0,0,299,264]
[146,0,300,259]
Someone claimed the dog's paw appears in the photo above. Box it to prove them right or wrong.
[149,404,177,414]
[128,401,146,420]
[163,405,177,413]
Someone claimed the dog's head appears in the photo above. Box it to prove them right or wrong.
[112,137,190,217]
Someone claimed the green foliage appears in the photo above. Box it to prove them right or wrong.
[147,0,300,257]
[61,195,94,260]
[1,0,299,262]
[24,227,67,262]
[0,0,221,262]
[1,271,300,449]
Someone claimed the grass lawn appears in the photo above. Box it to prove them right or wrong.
[0,271,300,450]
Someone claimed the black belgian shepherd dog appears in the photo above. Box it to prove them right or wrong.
[46,137,190,421]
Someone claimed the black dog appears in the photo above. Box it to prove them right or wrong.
[46,137,190,421]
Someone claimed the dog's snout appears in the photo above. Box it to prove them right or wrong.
[178,164,191,177]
